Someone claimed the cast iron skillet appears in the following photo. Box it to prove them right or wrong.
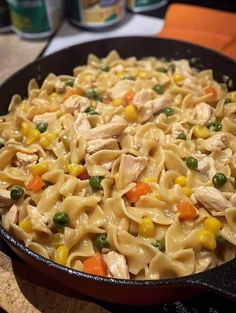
[0,37,236,305]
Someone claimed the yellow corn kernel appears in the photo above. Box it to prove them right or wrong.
[193,125,210,139]
[230,91,236,103]
[196,230,216,250]
[52,233,64,248]
[142,176,157,184]
[173,73,185,82]
[53,245,69,266]
[80,74,91,84]
[49,92,58,102]
[25,128,41,145]
[116,71,125,78]
[203,217,222,235]
[155,192,164,201]
[124,104,138,122]
[19,103,29,113]
[138,217,156,237]
[21,122,31,136]
[30,161,49,176]
[112,98,123,106]
[67,163,83,177]
[19,218,33,233]
[138,70,149,79]
[182,187,193,197]
[39,132,57,148]
[175,176,186,186]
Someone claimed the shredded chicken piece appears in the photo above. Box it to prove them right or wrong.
[189,102,213,125]
[171,122,187,138]
[55,79,65,93]
[74,113,91,135]
[108,80,134,99]
[132,88,154,106]
[202,133,227,152]
[119,154,148,187]
[16,152,38,167]
[3,204,18,230]
[193,186,229,211]
[103,251,130,279]
[27,205,51,234]
[87,138,119,154]
[195,251,218,273]
[62,95,90,113]
[33,112,57,126]
[173,60,193,78]
[0,189,14,208]
[193,153,216,178]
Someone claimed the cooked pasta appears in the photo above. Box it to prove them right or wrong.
[0,50,236,280]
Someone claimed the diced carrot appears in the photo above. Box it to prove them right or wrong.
[126,182,152,203]
[124,90,135,105]
[83,254,108,276]
[26,176,45,192]
[205,86,217,99]
[176,200,197,220]
[78,170,90,180]
[64,88,76,100]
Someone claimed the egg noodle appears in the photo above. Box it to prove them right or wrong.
[1,51,236,280]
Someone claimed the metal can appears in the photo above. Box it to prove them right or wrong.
[128,0,167,13]
[0,0,11,32]
[6,0,63,39]
[67,0,125,30]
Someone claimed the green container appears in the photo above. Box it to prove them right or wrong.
[0,0,11,32]
[7,0,63,39]
[128,0,167,12]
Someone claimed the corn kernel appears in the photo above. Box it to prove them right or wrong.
[52,233,64,248]
[19,104,29,113]
[193,125,210,139]
[19,218,33,233]
[30,161,49,176]
[112,98,123,106]
[229,91,236,103]
[175,176,186,186]
[138,70,149,79]
[173,73,185,82]
[49,92,58,102]
[21,122,31,136]
[138,217,156,237]
[203,217,221,235]
[67,163,84,177]
[116,71,125,78]
[124,104,138,122]
[25,128,41,145]
[142,176,157,184]
[80,74,91,84]
[196,230,216,250]
[39,132,57,148]
[53,245,69,266]
[182,187,193,197]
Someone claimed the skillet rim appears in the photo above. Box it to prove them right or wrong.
[0,35,236,290]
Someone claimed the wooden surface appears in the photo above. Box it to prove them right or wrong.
[0,32,48,84]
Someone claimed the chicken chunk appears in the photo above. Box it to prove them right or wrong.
[171,122,187,138]
[33,112,57,126]
[108,80,134,99]
[62,95,90,113]
[193,186,229,211]
[193,153,216,178]
[189,102,213,125]
[103,251,130,279]
[201,133,227,152]
[74,113,91,136]
[119,154,148,187]
[87,138,119,154]
[173,60,192,78]
[3,204,18,230]
[132,89,154,107]
[16,152,38,167]
[55,79,65,93]
[0,189,14,208]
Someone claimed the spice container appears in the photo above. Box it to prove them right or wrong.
[0,0,11,32]
[128,0,167,12]
[66,0,125,30]
[6,0,63,39]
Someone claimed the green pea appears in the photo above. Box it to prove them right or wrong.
[85,89,102,102]
[36,122,48,133]
[224,98,231,104]
[163,107,174,117]
[85,106,98,115]
[65,79,74,87]
[90,176,103,191]
[212,172,227,188]
[152,238,165,252]
[153,84,164,95]
[156,67,168,73]
[101,65,110,72]
[186,157,198,170]
[176,132,186,140]
[123,76,135,81]
[207,120,222,132]
[53,212,70,228]
[216,234,226,246]
[95,234,109,250]
[10,185,24,200]
[0,138,5,149]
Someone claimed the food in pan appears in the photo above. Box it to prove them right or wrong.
[0,51,236,280]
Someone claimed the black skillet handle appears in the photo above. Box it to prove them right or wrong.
[185,259,236,300]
